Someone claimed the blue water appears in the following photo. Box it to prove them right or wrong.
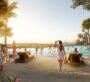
[7,45,90,56]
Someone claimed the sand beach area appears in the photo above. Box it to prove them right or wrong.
[1,55,90,82]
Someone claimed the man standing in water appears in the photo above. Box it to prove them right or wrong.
[55,40,66,71]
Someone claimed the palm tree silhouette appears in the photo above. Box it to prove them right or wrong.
[0,0,17,45]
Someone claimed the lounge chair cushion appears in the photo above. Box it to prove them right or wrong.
[15,52,34,63]
[68,53,82,64]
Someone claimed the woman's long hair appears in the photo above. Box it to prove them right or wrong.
[58,40,63,51]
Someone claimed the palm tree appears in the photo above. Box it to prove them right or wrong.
[71,0,90,11]
[2,1,17,22]
[0,0,17,45]
[82,18,90,45]
[2,1,17,45]
[0,0,17,61]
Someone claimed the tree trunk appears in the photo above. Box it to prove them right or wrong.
[4,35,7,46]
[89,29,90,45]
[4,35,8,61]
[88,29,90,45]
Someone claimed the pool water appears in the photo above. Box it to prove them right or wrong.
[8,45,90,56]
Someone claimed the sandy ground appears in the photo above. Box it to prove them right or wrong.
[2,55,90,82]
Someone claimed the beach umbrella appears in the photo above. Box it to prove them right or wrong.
[12,40,16,55]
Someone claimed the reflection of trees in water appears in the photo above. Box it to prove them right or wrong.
[35,46,44,55]
[48,46,51,54]
[35,47,38,55]
[40,47,44,55]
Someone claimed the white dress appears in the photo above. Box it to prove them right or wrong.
[57,45,65,60]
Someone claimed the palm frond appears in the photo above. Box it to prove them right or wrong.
[1,26,13,36]
[0,21,5,27]
[8,2,17,11]
[3,12,16,20]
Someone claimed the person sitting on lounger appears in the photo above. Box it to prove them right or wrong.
[73,48,78,53]
[68,48,82,64]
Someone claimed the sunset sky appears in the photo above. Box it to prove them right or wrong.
[1,0,89,44]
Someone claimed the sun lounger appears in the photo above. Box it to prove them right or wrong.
[15,52,34,63]
[68,53,85,66]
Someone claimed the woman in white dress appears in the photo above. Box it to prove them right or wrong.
[55,40,66,71]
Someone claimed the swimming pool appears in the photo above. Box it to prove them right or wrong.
[8,45,90,56]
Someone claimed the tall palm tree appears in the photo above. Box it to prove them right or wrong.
[0,0,17,45]
[82,18,90,45]
[0,0,17,61]
[2,1,17,45]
